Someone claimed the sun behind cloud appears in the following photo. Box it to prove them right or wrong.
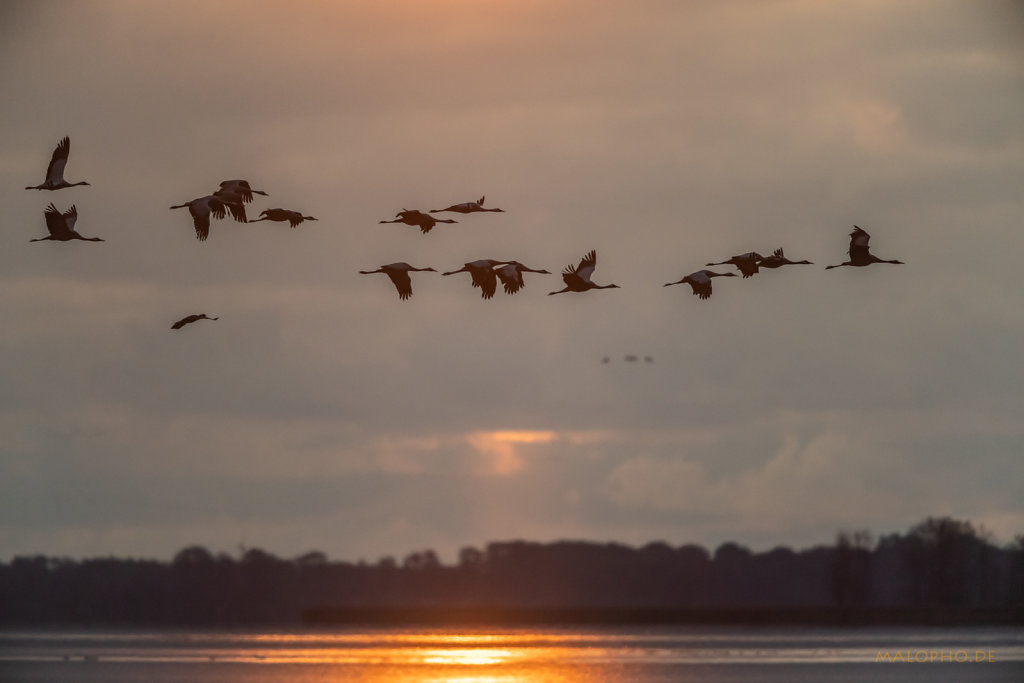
[466,430,557,476]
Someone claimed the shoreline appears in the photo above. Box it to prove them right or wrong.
[300,606,1024,627]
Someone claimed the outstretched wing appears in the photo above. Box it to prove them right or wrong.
[226,202,248,223]
[386,269,414,300]
[574,250,597,283]
[192,212,211,241]
[848,226,871,260]
[171,314,198,329]
[62,205,78,232]
[45,136,71,184]
[43,203,67,237]
[416,215,435,233]
[495,264,523,295]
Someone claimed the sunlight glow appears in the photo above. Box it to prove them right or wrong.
[466,430,556,476]
[422,648,515,665]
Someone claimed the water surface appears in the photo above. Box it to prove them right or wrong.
[2,626,1022,682]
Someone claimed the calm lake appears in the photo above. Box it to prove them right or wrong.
[2,626,1023,682]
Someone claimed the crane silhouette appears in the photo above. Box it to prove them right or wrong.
[443,259,511,299]
[170,195,245,241]
[759,248,813,269]
[249,208,317,228]
[171,314,218,330]
[548,250,620,295]
[215,179,268,204]
[494,261,551,295]
[664,269,736,299]
[25,137,90,191]
[379,209,457,234]
[359,263,437,300]
[429,196,504,214]
[706,251,763,278]
[826,226,904,269]
[30,204,103,242]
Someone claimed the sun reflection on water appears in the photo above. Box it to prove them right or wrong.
[421,647,515,665]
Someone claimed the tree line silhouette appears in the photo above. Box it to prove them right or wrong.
[2,516,1021,627]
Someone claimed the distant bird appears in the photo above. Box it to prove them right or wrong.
[548,250,620,295]
[826,226,904,269]
[624,355,638,362]
[430,196,504,214]
[443,259,511,299]
[759,248,813,269]
[379,209,457,234]
[664,269,736,300]
[359,262,436,300]
[644,356,654,363]
[215,179,267,204]
[249,208,317,228]
[25,137,90,191]
[30,203,103,242]
[494,261,551,295]
[170,195,244,241]
[171,313,218,330]
[707,251,763,278]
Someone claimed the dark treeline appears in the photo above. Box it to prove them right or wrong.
[2,516,1022,627]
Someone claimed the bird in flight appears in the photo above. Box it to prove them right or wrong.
[171,314,219,330]
[664,269,736,300]
[25,137,91,191]
[826,226,904,269]
[494,261,551,295]
[214,179,268,204]
[443,259,511,299]
[379,209,457,234]
[359,262,437,300]
[759,248,813,269]
[30,204,103,242]
[250,208,317,228]
[548,250,620,295]
[170,195,245,241]
[430,196,505,214]
[706,251,763,278]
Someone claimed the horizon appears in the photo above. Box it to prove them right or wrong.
[4,513,1010,566]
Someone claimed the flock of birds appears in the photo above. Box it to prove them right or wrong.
[24,136,906,328]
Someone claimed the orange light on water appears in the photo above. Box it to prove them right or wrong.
[421,647,516,665]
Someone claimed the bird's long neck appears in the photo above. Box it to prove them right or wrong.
[29,236,53,242]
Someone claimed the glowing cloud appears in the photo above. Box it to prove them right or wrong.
[466,430,557,476]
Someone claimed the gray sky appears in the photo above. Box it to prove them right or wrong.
[2,0,1023,563]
